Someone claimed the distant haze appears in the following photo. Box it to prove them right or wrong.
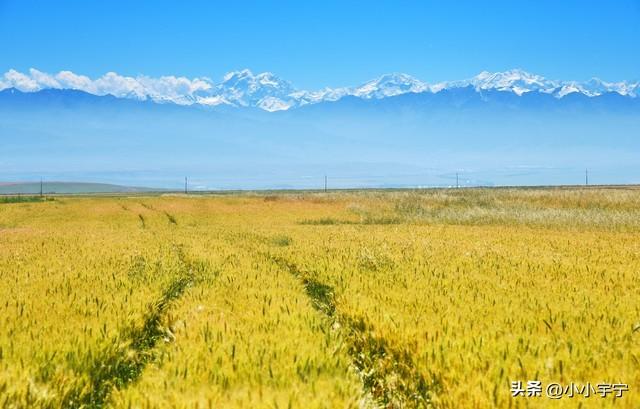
[1,77,638,189]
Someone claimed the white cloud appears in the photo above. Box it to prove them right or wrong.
[55,70,96,91]
[2,69,42,91]
[136,75,213,104]
[29,68,61,89]
[0,68,215,105]
[94,72,146,99]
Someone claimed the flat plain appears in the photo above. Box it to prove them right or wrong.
[0,187,638,408]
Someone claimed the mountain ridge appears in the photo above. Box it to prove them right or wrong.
[1,68,638,112]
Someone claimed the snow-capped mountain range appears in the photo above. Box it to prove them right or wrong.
[1,68,638,112]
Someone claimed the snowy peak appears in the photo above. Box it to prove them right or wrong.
[220,69,291,92]
[213,69,294,109]
[289,87,347,106]
[353,73,428,99]
[446,69,639,98]
[222,68,252,82]
[451,69,559,95]
[557,77,639,97]
[287,73,429,108]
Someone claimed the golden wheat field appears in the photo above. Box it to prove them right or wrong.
[0,188,638,408]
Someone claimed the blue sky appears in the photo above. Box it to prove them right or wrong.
[1,0,639,88]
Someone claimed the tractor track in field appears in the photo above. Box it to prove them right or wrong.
[59,246,209,408]
[267,254,440,409]
[134,202,178,227]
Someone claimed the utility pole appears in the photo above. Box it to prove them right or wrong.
[324,175,327,193]
[585,169,588,186]
[184,177,188,194]
[456,172,459,189]
[40,178,43,197]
